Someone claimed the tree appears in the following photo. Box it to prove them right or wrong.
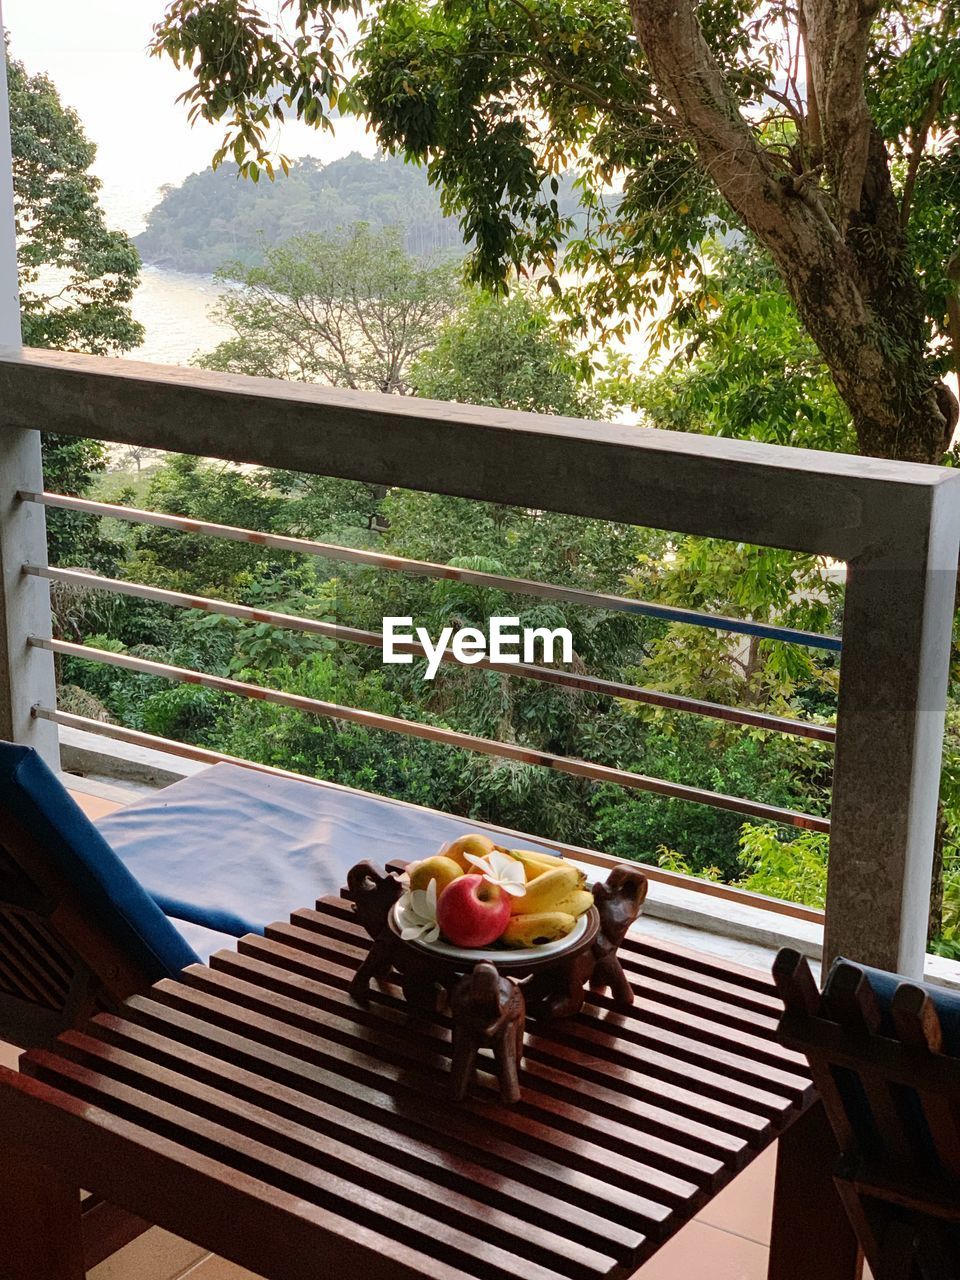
[153,0,960,463]
[7,50,143,569]
[8,53,142,354]
[197,224,463,393]
[412,289,631,417]
[195,223,466,538]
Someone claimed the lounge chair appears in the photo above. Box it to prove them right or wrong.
[774,948,960,1278]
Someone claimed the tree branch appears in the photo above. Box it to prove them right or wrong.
[802,0,876,223]
[899,76,945,229]
[946,252,960,390]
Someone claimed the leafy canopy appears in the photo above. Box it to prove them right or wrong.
[412,289,632,417]
[152,0,960,458]
[197,223,463,392]
[7,50,143,568]
[7,52,143,354]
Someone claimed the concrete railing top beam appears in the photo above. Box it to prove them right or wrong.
[0,348,957,563]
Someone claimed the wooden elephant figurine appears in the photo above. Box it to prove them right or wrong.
[590,865,648,1004]
[529,864,648,1019]
[450,962,526,1104]
[347,861,404,1000]
[347,860,440,1008]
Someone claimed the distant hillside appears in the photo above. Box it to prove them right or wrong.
[135,152,589,275]
[136,153,460,273]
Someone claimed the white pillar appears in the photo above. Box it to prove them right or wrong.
[0,8,59,765]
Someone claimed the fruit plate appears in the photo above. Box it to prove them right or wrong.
[388,903,600,982]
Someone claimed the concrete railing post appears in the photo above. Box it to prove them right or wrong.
[0,6,59,766]
[826,483,960,976]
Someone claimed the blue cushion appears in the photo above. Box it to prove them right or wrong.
[0,742,199,980]
[95,762,569,951]
[825,957,960,1170]
[829,956,960,1054]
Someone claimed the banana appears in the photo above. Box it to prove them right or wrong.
[511,864,583,914]
[501,911,577,948]
[500,844,565,868]
[501,847,566,879]
[550,888,595,918]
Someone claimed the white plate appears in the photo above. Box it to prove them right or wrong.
[393,905,589,963]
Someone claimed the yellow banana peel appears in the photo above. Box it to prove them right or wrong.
[511,864,582,914]
[501,911,577,947]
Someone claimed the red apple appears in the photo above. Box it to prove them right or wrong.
[436,874,511,948]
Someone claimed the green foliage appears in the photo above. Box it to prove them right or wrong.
[151,1,960,441]
[7,50,144,575]
[151,0,363,179]
[624,539,840,714]
[591,723,825,880]
[412,290,633,416]
[126,455,288,595]
[39,434,121,571]
[657,848,723,882]
[639,247,854,453]
[656,824,830,906]
[736,825,829,907]
[8,53,143,354]
[197,224,464,392]
[626,245,844,719]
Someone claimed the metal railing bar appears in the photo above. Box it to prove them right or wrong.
[37,705,826,924]
[27,564,836,743]
[33,635,830,832]
[20,490,843,652]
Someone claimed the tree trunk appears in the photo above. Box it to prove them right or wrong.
[626,0,957,466]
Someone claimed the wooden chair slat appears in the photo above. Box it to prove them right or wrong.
[775,951,960,1280]
[890,985,960,1181]
[0,935,50,1004]
[3,908,73,992]
[891,985,944,1054]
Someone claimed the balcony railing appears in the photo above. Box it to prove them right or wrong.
[1,347,958,976]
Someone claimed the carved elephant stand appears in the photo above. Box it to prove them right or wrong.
[346,859,649,1104]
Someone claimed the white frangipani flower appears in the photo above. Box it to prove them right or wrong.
[396,877,440,944]
[466,848,527,898]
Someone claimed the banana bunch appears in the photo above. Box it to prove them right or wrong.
[496,846,594,948]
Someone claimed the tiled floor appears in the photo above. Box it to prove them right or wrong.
[1,786,791,1278]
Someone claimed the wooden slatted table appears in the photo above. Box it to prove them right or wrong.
[0,890,851,1280]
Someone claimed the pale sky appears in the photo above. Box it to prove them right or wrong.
[1,0,376,232]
